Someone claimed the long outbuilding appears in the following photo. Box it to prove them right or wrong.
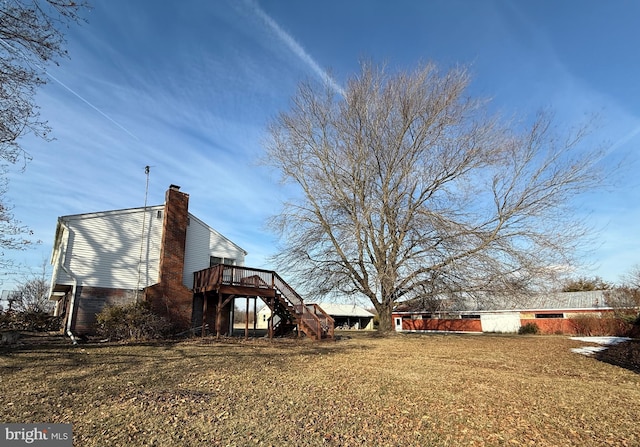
[393,291,637,335]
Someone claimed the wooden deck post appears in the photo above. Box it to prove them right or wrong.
[244,296,249,339]
[253,297,257,336]
[230,298,235,336]
[216,292,223,338]
[201,293,208,337]
[268,295,274,339]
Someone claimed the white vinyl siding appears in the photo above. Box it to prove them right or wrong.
[50,227,72,286]
[182,214,246,288]
[60,207,163,289]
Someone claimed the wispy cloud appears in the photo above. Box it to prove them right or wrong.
[45,71,140,141]
[248,1,345,96]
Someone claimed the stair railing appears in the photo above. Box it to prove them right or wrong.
[193,265,334,339]
[309,303,335,339]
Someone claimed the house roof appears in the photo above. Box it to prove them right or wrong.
[316,303,374,318]
[55,204,248,256]
[58,205,163,221]
[510,291,607,310]
[395,290,628,313]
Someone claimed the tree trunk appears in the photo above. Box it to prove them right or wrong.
[376,303,394,333]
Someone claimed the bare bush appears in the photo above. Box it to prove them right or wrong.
[95,301,173,341]
[568,314,632,337]
[0,310,62,332]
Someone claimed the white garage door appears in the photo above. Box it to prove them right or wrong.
[481,313,521,333]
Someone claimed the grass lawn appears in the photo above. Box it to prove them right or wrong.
[1,332,638,446]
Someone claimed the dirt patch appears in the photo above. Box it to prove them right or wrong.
[595,339,640,374]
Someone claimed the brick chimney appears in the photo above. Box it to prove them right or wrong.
[145,185,193,329]
[158,184,189,285]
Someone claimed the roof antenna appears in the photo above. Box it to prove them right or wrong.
[143,165,151,209]
[136,166,152,301]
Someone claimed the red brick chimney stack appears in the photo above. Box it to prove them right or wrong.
[144,185,193,329]
[158,185,189,286]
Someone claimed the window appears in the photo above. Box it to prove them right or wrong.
[461,314,480,319]
[210,256,236,267]
[535,313,564,319]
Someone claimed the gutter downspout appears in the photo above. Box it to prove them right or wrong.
[58,221,79,344]
[62,263,79,344]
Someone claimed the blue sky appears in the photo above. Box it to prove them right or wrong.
[2,0,639,291]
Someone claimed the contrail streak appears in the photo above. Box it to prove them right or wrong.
[250,2,345,96]
[44,70,140,141]
[0,38,139,141]
[607,124,640,157]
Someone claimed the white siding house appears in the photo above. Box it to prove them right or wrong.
[50,206,164,292]
[182,214,245,289]
[49,185,247,334]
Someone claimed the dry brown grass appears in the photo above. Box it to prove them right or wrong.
[1,332,638,446]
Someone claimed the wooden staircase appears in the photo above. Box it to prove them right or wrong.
[268,291,334,340]
[192,265,334,340]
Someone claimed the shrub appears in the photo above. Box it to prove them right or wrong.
[95,301,173,341]
[568,314,632,337]
[0,311,62,332]
[568,315,600,336]
[518,322,539,335]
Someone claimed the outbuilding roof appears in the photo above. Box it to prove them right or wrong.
[395,290,633,313]
[316,303,374,318]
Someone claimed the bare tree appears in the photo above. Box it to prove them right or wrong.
[610,264,640,311]
[0,175,37,267]
[621,264,640,291]
[10,258,52,313]
[264,61,604,331]
[0,0,88,265]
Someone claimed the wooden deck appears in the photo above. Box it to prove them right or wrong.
[192,265,334,340]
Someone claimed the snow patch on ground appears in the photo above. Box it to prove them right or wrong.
[570,336,632,356]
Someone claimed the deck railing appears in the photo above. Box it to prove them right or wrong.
[193,264,333,339]
[273,272,303,306]
[310,303,335,339]
[274,272,331,338]
[193,264,274,293]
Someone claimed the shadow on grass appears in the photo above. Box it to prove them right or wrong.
[594,340,640,374]
[0,330,375,384]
